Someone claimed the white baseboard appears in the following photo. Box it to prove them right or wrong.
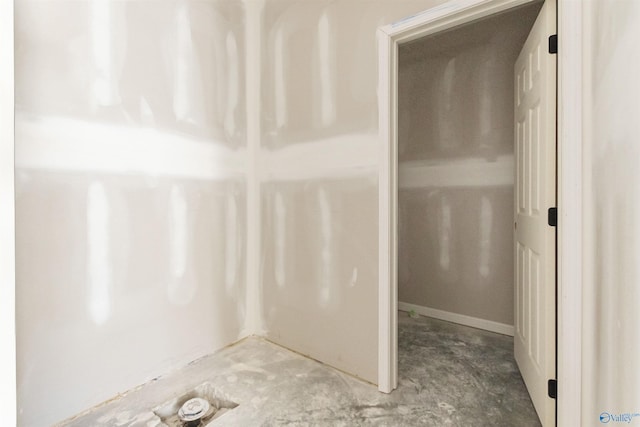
[398,301,514,337]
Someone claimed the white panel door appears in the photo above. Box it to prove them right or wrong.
[514,1,556,426]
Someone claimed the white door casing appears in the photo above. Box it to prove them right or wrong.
[514,1,557,425]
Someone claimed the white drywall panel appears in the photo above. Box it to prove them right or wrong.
[259,0,450,384]
[396,5,540,329]
[398,187,516,325]
[14,1,248,425]
[583,1,640,423]
[261,177,379,382]
[0,0,16,424]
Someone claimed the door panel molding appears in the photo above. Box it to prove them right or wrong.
[514,3,557,423]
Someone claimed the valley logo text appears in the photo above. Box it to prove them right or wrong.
[600,412,640,424]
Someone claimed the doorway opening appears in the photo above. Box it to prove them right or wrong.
[378,0,558,426]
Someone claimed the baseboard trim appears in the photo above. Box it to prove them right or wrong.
[398,302,514,337]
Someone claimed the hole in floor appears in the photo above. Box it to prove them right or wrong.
[152,382,238,427]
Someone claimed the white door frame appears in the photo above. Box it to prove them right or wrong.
[377,0,583,425]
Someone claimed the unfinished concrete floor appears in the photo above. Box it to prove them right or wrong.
[62,312,541,426]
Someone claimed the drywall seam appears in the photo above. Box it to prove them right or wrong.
[260,133,378,182]
[15,115,246,180]
[398,302,515,336]
[0,0,16,423]
[86,182,112,325]
[242,0,266,337]
[398,155,515,188]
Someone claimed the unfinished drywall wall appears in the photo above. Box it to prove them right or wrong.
[259,0,450,383]
[582,1,640,423]
[14,1,248,425]
[261,179,378,380]
[397,5,541,329]
[0,0,16,424]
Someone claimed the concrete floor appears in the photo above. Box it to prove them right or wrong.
[62,312,541,426]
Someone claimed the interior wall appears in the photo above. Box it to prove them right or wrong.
[11,1,640,424]
[259,0,450,384]
[583,0,640,423]
[14,2,248,425]
[0,0,16,424]
[397,5,541,327]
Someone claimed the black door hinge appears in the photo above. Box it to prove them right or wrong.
[549,35,558,54]
[548,379,557,399]
[548,207,557,227]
